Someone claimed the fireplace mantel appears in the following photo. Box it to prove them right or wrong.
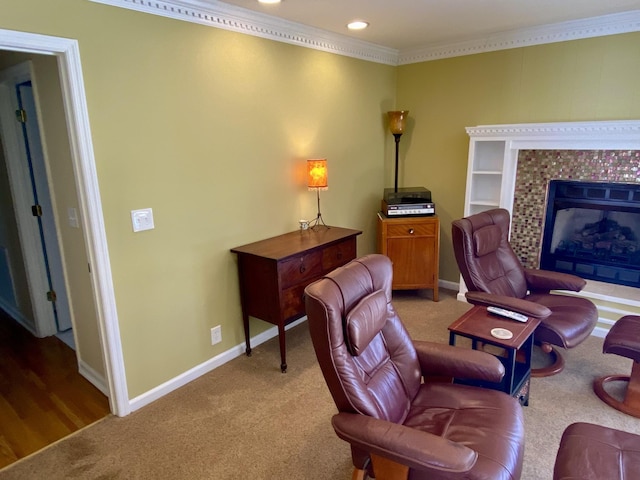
[466,120,640,142]
[460,120,640,335]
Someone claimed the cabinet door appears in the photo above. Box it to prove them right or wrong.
[387,235,436,288]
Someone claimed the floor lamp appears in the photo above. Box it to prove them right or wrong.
[307,159,328,229]
[387,110,409,193]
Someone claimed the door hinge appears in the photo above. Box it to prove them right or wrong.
[32,204,43,217]
[15,108,27,123]
[46,290,57,302]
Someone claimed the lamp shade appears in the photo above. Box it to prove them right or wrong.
[307,159,328,189]
[387,110,409,135]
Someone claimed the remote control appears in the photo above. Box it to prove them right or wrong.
[487,306,528,323]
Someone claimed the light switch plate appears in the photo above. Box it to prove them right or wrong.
[131,208,155,232]
[67,207,79,228]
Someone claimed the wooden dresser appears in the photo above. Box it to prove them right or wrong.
[377,213,439,300]
[231,226,361,372]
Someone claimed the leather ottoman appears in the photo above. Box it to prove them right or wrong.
[554,422,640,480]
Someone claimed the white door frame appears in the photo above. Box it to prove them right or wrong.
[0,28,129,416]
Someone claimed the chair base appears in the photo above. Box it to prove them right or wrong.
[593,361,640,418]
[352,455,408,480]
[531,344,565,377]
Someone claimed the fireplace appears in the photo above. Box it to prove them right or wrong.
[540,181,640,288]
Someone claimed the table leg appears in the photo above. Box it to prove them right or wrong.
[243,313,252,357]
[278,324,287,373]
[505,347,516,395]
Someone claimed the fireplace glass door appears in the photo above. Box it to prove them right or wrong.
[540,181,640,288]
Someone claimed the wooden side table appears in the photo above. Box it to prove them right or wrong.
[448,306,541,405]
[231,226,361,372]
[376,213,439,300]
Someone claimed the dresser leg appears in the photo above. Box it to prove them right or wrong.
[243,314,252,356]
[278,324,287,373]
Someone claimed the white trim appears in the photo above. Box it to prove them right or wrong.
[399,10,640,65]
[438,278,460,292]
[129,316,307,412]
[591,326,608,338]
[89,1,640,65]
[79,358,109,396]
[0,28,130,417]
[466,120,640,140]
[90,0,399,65]
[0,296,32,330]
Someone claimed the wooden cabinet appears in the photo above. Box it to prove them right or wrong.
[231,226,361,372]
[377,213,439,300]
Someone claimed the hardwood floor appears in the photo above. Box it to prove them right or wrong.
[0,311,110,469]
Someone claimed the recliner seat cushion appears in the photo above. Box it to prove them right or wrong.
[404,383,524,480]
[526,293,598,348]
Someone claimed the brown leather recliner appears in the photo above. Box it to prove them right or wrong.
[304,254,525,480]
[452,208,598,377]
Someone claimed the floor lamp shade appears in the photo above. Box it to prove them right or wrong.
[387,110,409,135]
[387,111,409,192]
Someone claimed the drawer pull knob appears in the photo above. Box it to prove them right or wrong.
[299,265,306,274]
[408,228,415,234]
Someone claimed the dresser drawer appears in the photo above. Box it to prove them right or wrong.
[322,239,356,272]
[387,222,436,237]
[281,284,307,321]
[279,250,322,289]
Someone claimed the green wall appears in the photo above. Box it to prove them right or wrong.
[397,33,640,282]
[2,0,639,401]
[1,0,396,397]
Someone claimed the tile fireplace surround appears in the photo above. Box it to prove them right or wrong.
[511,149,640,270]
[463,120,640,334]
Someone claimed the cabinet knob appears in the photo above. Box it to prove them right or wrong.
[408,228,415,234]
[299,264,306,274]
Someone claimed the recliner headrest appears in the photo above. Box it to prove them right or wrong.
[473,224,501,257]
[345,289,387,356]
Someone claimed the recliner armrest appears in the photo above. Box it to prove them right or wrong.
[524,268,586,293]
[332,412,478,474]
[465,291,551,319]
[413,340,504,383]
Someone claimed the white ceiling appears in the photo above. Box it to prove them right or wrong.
[216,0,640,50]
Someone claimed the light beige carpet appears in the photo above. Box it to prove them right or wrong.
[1,288,638,479]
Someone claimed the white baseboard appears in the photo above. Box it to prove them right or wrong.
[79,358,109,396]
[128,317,307,412]
[0,298,36,334]
[438,279,460,292]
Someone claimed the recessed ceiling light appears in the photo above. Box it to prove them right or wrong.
[258,0,281,4]
[347,20,369,31]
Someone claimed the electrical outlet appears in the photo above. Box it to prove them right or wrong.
[211,325,222,345]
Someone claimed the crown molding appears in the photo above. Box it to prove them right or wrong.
[89,0,400,65]
[399,10,640,65]
[90,1,640,66]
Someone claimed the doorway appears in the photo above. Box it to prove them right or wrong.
[0,29,128,417]
[0,63,73,340]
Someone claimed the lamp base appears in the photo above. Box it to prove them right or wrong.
[310,188,329,229]
[309,214,328,229]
